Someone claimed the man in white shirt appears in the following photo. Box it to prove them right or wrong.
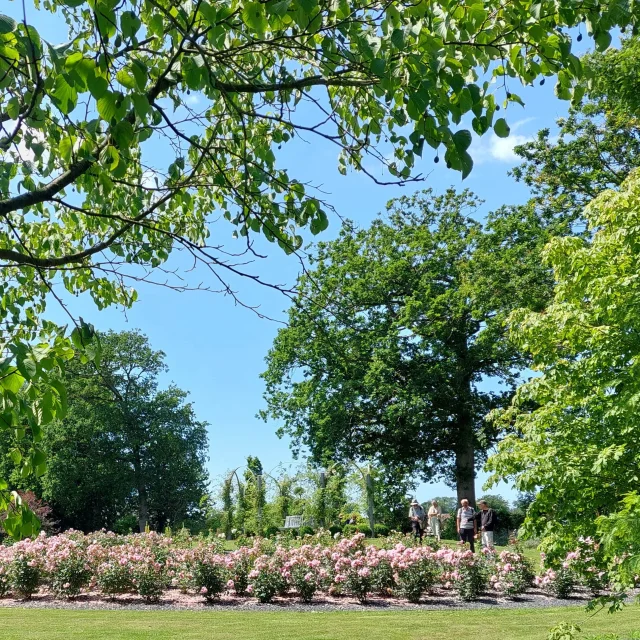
[456,499,477,552]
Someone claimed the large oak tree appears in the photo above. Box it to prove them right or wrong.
[261,190,560,503]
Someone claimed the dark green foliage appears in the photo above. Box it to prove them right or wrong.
[262,190,560,503]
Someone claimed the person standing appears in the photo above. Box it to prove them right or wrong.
[408,499,426,544]
[477,500,497,549]
[456,499,477,552]
[427,500,442,541]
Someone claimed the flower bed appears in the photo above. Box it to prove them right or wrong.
[0,530,609,605]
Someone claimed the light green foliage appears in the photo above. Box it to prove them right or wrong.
[486,171,640,572]
[262,189,561,503]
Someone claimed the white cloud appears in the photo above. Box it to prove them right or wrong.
[469,117,536,165]
[486,133,532,162]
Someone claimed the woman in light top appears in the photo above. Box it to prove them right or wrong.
[427,500,442,541]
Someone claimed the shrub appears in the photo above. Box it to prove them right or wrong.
[374,524,390,537]
[535,567,575,599]
[132,560,167,603]
[370,556,394,595]
[95,561,133,598]
[113,515,138,535]
[393,553,438,603]
[9,538,45,600]
[227,548,253,596]
[299,526,314,537]
[439,549,488,601]
[547,623,581,640]
[289,564,318,603]
[10,555,42,599]
[249,559,282,603]
[342,524,357,536]
[263,526,279,538]
[49,555,91,599]
[328,525,342,536]
[192,556,228,602]
[489,550,534,599]
[45,535,91,599]
[356,523,372,536]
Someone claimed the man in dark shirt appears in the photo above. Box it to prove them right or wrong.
[477,500,497,549]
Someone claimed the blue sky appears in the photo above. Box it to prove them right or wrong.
[7,1,596,506]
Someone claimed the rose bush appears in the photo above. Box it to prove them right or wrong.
[0,530,613,604]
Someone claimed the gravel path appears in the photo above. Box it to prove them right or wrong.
[0,587,624,613]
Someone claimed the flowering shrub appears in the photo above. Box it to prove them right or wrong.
[535,567,575,599]
[44,534,91,599]
[249,557,282,603]
[0,530,612,605]
[389,546,438,603]
[439,548,488,601]
[192,553,228,602]
[95,559,133,598]
[489,550,534,598]
[569,538,607,595]
[226,547,253,596]
[8,536,46,599]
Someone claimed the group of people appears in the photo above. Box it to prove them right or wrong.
[408,498,496,552]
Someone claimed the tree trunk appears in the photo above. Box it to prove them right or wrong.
[133,448,148,532]
[455,432,476,507]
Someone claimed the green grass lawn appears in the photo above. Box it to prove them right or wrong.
[1,606,638,640]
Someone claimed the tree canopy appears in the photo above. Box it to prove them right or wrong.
[486,171,640,572]
[261,189,561,503]
[0,330,210,533]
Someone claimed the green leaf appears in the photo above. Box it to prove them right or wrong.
[132,93,150,118]
[391,28,404,49]
[116,69,137,90]
[493,118,510,138]
[97,92,118,122]
[0,369,25,394]
[0,14,17,34]
[64,51,83,68]
[51,75,78,115]
[87,73,108,100]
[371,58,386,77]
[242,3,268,33]
[59,135,75,163]
[595,31,612,52]
[130,60,147,91]
[198,1,217,23]
[100,145,120,170]
[267,0,291,17]
[111,120,134,149]
[6,96,20,120]
[120,11,141,39]
[16,355,36,380]
[460,150,473,179]
[62,0,86,6]
[452,129,472,152]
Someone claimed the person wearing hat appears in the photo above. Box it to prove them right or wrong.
[408,499,426,543]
